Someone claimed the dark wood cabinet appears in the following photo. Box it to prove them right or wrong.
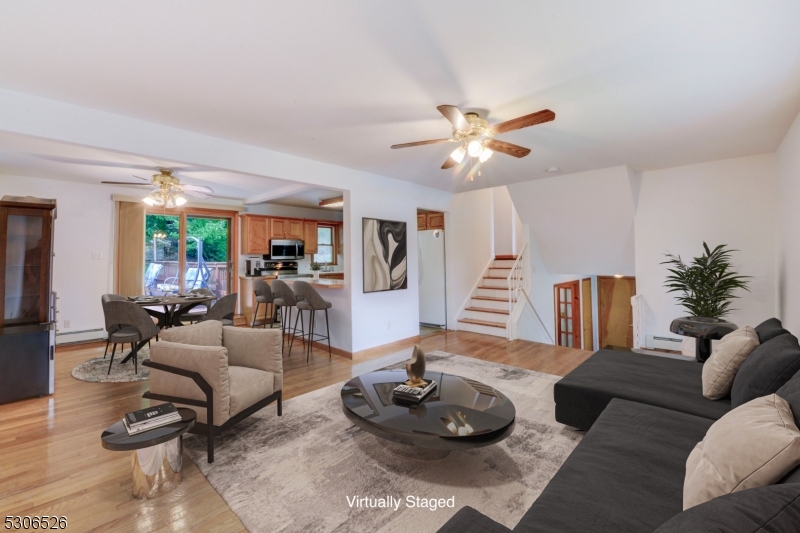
[0,196,56,404]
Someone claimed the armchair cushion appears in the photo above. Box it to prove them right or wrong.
[160,320,223,347]
[223,326,283,392]
[149,340,230,425]
[228,366,275,417]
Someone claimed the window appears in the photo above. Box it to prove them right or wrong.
[314,225,337,265]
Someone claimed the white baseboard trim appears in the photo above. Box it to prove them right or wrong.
[55,328,105,345]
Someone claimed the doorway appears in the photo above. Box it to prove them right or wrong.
[418,209,446,336]
[597,276,636,348]
[554,280,581,348]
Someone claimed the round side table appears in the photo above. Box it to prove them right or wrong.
[101,408,196,499]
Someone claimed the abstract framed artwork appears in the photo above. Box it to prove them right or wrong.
[363,218,407,293]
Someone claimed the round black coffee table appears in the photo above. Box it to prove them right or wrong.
[341,370,515,450]
[101,408,196,499]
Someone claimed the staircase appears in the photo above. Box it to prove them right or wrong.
[457,255,519,337]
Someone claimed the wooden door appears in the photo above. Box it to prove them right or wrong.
[554,280,581,348]
[269,218,287,239]
[581,278,593,351]
[427,212,445,229]
[598,276,636,348]
[286,219,303,239]
[417,213,427,230]
[303,220,318,254]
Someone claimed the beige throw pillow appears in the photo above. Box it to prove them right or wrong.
[684,394,800,509]
[702,326,759,400]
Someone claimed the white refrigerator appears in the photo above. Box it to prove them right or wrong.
[418,229,446,327]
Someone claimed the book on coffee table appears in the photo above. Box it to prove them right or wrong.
[393,381,437,404]
[123,403,182,435]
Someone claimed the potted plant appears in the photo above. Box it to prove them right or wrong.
[662,243,750,360]
[310,261,324,280]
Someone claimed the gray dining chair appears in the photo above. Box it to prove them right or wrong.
[104,300,160,375]
[271,280,303,355]
[202,293,237,326]
[252,279,278,328]
[293,281,332,362]
[101,293,127,358]
[182,288,216,323]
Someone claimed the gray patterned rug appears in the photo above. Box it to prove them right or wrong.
[184,351,582,532]
[70,346,150,382]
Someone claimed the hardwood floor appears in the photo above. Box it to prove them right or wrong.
[0,331,591,532]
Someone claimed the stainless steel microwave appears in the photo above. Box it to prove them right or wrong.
[270,239,305,260]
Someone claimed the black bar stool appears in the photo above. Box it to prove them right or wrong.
[251,279,278,328]
[293,281,332,362]
[271,280,304,355]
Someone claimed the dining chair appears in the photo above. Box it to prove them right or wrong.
[101,293,126,359]
[182,288,216,323]
[202,293,237,326]
[104,300,160,375]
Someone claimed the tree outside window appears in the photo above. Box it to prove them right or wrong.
[314,225,336,265]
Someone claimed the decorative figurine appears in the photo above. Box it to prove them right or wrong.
[405,345,427,387]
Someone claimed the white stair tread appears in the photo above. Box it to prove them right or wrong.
[465,306,509,315]
[458,318,507,328]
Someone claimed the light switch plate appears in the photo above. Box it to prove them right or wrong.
[92,252,102,260]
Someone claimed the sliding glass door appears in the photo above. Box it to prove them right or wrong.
[186,216,230,297]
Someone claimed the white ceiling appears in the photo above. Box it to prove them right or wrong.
[0,1,799,193]
[266,187,344,211]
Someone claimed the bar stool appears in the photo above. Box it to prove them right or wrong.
[251,279,278,328]
[271,280,304,355]
[293,281,332,362]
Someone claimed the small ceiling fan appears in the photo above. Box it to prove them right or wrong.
[102,169,215,208]
[391,105,555,169]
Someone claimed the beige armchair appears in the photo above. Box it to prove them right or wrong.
[143,320,283,463]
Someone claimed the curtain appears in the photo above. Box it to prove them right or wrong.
[116,201,145,296]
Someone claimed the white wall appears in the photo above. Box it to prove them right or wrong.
[443,189,494,330]
[777,110,800,332]
[492,187,513,256]
[0,173,119,339]
[634,153,778,339]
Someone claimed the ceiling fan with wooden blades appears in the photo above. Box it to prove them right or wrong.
[391,105,555,170]
[102,168,215,208]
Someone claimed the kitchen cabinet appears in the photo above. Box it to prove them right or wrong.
[286,219,303,239]
[427,212,444,230]
[241,215,269,254]
[269,217,303,239]
[417,213,427,230]
[303,220,318,254]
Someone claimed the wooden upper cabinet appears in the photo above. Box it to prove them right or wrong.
[417,213,427,230]
[269,218,288,239]
[427,212,444,229]
[303,220,318,254]
[241,215,269,254]
[286,219,303,239]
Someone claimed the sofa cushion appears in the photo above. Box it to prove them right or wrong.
[516,399,712,533]
[755,317,790,344]
[222,326,283,392]
[684,394,800,509]
[654,484,800,533]
[731,333,800,407]
[701,326,759,400]
[776,369,800,428]
[554,349,730,430]
[160,319,223,347]
[228,366,275,417]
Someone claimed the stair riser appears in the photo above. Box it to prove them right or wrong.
[470,298,509,311]
[476,287,509,298]
[482,278,510,288]
[492,260,516,268]
[488,268,511,277]
[464,310,509,321]
[458,321,508,338]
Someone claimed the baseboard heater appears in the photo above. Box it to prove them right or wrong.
[647,335,684,351]
[55,328,105,345]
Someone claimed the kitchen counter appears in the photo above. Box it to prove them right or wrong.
[239,275,345,325]
[282,278,345,290]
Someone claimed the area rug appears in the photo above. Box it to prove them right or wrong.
[184,351,582,532]
[70,346,150,383]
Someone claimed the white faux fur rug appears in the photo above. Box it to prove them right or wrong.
[184,351,582,532]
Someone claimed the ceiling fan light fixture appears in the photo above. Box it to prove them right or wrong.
[175,196,187,206]
[479,148,493,163]
[142,196,157,206]
[467,140,483,158]
[450,145,466,164]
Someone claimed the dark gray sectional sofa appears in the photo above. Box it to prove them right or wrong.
[437,318,800,533]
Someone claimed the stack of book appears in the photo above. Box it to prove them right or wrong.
[393,381,437,405]
[123,403,182,435]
